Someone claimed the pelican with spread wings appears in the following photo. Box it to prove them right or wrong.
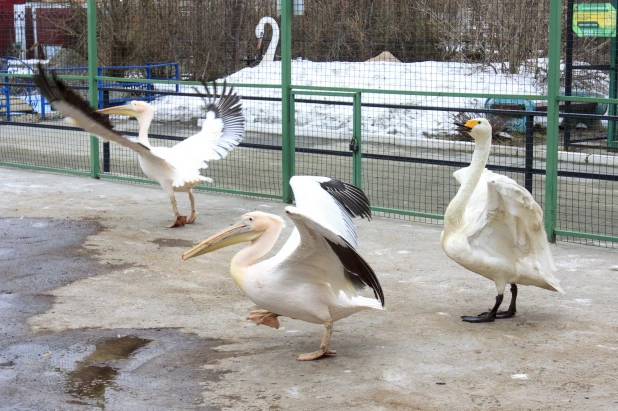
[182,176,385,360]
[34,65,244,227]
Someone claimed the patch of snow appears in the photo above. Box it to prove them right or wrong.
[152,59,576,140]
[511,374,529,380]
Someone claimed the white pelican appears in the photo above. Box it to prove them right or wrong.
[441,118,564,323]
[34,65,244,228]
[182,176,384,361]
[256,16,280,64]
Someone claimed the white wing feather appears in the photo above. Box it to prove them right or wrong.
[290,176,359,247]
[267,176,383,304]
[465,171,563,292]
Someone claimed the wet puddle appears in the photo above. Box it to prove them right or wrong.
[66,335,151,405]
[151,238,197,248]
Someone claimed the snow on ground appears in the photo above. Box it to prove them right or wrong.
[152,59,556,140]
[4,56,609,141]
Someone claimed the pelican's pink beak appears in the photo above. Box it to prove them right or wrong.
[182,220,262,260]
[257,37,263,51]
[97,104,139,118]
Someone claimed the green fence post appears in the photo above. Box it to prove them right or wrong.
[609,0,618,147]
[87,0,99,179]
[352,92,362,188]
[545,0,562,243]
[280,0,294,202]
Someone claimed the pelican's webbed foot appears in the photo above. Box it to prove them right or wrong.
[247,309,280,329]
[167,215,187,228]
[186,214,197,224]
[296,348,337,361]
[296,320,336,361]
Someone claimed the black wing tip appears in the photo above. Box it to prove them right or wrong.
[197,80,242,116]
[34,64,115,132]
[196,80,245,157]
[325,237,384,306]
[319,179,372,220]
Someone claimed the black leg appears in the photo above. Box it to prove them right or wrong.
[495,284,517,319]
[462,293,503,323]
[476,284,518,319]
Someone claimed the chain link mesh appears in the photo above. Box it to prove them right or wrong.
[0,0,616,246]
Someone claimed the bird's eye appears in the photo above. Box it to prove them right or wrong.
[249,217,253,222]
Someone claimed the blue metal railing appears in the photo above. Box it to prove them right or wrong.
[1,60,180,119]
[0,56,39,120]
[97,62,180,108]
[50,62,180,108]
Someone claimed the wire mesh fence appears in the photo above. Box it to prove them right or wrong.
[0,0,617,247]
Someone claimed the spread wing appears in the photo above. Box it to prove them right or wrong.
[168,81,245,169]
[33,64,170,166]
[274,176,384,305]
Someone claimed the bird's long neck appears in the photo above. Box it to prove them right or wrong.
[137,112,153,146]
[264,18,279,62]
[443,137,491,232]
[230,223,283,285]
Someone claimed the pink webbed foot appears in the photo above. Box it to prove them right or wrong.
[167,215,187,228]
[296,348,337,361]
[247,310,280,329]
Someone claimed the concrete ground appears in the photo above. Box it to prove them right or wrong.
[1,166,618,410]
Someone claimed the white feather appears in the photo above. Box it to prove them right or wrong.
[442,119,564,298]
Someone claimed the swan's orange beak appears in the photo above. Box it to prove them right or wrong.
[454,120,474,131]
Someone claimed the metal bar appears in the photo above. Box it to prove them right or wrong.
[524,115,533,192]
[97,174,158,186]
[103,142,110,172]
[0,73,90,80]
[174,63,180,93]
[95,77,282,88]
[146,64,152,103]
[564,0,574,152]
[291,90,356,98]
[353,92,362,188]
[290,84,550,100]
[558,95,618,104]
[281,0,293,203]
[97,67,103,109]
[572,64,618,70]
[371,206,444,221]
[610,0,618,147]
[193,186,282,199]
[96,174,281,199]
[4,74,10,121]
[87,0,99,180]
[286,93,296,200]
[0,162,90,176]
[554,230,618,243]
[545,0,562,243]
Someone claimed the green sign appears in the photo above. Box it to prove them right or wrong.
[573,3,616,37]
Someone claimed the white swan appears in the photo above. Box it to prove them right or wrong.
[255,16,280,64]
[441,118,564,323]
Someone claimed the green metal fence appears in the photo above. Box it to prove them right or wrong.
[0,0,617,247]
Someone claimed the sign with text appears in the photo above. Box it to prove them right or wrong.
[573,3,616,37]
